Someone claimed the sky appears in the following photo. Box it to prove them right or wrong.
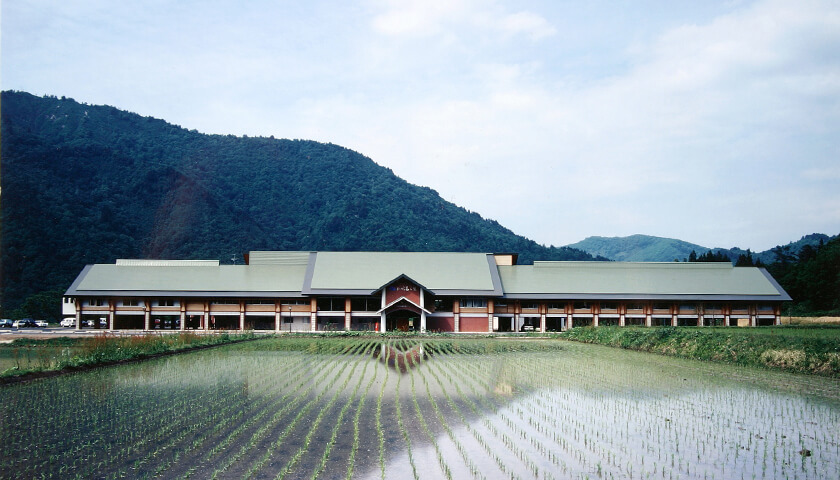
[3,0,839,252]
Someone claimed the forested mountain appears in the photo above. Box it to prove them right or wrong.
[766,235,840,315]
[0,90,600,317]
[567,235,709,262]
[569,233,835,264]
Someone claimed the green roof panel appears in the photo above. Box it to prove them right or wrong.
[499,262,783,296]
[308,252,496,292]
[75,264,307,293]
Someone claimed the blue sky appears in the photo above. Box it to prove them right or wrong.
[3,0,839,251]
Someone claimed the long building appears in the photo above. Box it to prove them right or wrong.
[63,251,791,332]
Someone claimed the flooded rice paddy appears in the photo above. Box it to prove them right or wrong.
[1,337,839,479]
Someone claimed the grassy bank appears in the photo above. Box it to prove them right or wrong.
[0,332,255,382]
[560,326,840,377]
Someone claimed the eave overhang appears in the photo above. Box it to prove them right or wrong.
[377,296,431,314]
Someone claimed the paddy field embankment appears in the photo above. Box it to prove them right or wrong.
[560,324,840,377]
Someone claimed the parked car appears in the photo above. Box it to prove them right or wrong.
[13,319,37,328]
[60,318,76,327]
[35,320,49,328]
[0,319,14,328]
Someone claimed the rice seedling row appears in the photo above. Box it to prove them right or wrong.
[422,343,525,480]
[309,341,376,479]
[414,353,487,480]
[151,352,315,478]
[214,341,369,479]
[276,340,376,480]
[344,343,381,480]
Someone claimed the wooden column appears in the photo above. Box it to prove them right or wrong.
[453,300,460,333]
[311,298,318,332]
[109,299,116,331]
[566,303,573,330]
[75,299,82,330]
[180,301,186,331]
[345,298,351,332]
[420,293,427,333]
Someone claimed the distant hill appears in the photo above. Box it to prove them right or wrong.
[567,233,836,263]
[0,90,600,314]
[566,235,707,262]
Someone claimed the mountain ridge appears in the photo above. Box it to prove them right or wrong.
[566,233,836,263]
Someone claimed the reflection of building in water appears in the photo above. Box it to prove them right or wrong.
[490,357,517,396]
[63,251,790,332]
[376,342,425,372]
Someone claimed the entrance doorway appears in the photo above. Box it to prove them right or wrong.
[386,309,418,332]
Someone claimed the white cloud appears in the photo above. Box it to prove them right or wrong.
[494,11,556,40]
[369,0,555,41]
[369,0,470,37]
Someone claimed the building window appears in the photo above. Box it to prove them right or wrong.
[626,302,646,311]
[546,302,564,310]
[317,297,344,311]
[281,299,309,306]
[158,299,177,307]
[652,302,672,311]
[494,300,507,307]
[521,302,538,310]
[461,298,487,308]
[123,299,140,307]
[679,304,696,312]
[87,298,105,307]
[434,298,453,311]
[601,302,618,311]
[757,304,774,312]
[211,298,237,305]
[573,301,591,310]
[351,296,380,312]
[248,299,276,305]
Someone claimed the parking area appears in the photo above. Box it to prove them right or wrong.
[0,327,181,339]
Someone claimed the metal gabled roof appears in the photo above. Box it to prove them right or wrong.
[302,251,503,296]
[65,263,308,297]
[64,252,791,302]
[498,262,791,300]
